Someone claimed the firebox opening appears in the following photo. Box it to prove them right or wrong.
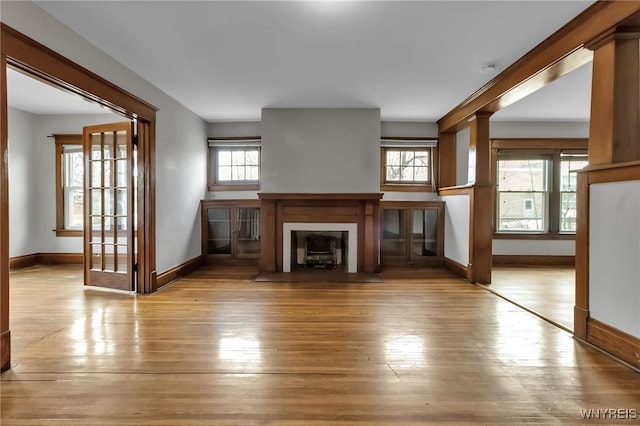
[291,231,348,271]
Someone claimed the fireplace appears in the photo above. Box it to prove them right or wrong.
[284,224,358,273]
[259,193,382,274]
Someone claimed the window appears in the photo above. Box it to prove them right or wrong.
[493,139,588,236]
[55,134,83,236]
[208,138,261,191]
[559,153,588,232]
[380,139,437,192]
[496,157,550,232]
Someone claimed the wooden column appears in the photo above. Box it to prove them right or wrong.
[467,112,493,284]
[1,53,10,372]
[573,171,589,339]
[587,29,640,165]
[259,198,277,272]
[438,131,457,188]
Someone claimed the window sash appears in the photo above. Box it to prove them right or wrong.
[494,144,587,236]
[214,147,260,184]
[383,148,431,184]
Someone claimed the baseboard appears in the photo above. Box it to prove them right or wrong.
[10,252,82,270]
[587,317,640,369]
[443,257,469,280]
[156,255,204,289]
[37,253,83,265]
[9,253,38,270]
[0,330,10,372]
[492,255,575,266]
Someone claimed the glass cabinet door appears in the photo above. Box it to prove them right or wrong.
[207,208,231,254]
[381,209,407,256]
[411,208,438,258]
[236,207,260,256]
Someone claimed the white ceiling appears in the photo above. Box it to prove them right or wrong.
[12,1,594,122]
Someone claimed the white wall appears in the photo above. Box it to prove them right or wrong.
[589,180,640,338]
[442,194,470,267]
[490,120,589,138]
[261,108,380,193]
[2,1,209,273]
[208,122,261,138]
[381,121,437,138]
[493,239,575,256]
[456,127,470,185]
[8,107,37,257]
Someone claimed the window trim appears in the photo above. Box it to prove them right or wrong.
[492,138,588,239]
[54,134,83,237]
[208,137,261,191]
[380,138,438,192]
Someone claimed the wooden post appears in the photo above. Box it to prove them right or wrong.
[587,29,640,165]
[438,132,457,188]
[467,112,493,284]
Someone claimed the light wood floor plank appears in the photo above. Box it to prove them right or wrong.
[1,264,639,425]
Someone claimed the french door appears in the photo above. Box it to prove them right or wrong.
[83,122,135,291]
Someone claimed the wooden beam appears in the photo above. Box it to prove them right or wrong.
[437,1,640,132]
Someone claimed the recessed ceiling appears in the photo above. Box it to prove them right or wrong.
[31,0,594,122]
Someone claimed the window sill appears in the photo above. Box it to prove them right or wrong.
[381,184,434,193]
[209,184,260,192]
[493,233,575,240]
[55,229,82,237]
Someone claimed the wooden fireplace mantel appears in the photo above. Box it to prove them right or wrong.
[258,193,383,274]
[258,193,384,201]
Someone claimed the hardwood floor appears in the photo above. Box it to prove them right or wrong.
[488,266,575,332]
[2,264,639,425]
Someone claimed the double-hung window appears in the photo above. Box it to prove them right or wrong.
[55,134,84,236]
[559,152,588,232]
[208,138,261,191]
[380,138,437,192]
[496,155,551,232]
[493,139,588,236]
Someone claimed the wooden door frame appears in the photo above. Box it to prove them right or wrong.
[1,23,157,371]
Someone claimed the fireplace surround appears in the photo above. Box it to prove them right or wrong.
[258,193,382,273]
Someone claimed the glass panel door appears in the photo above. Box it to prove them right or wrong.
[381,209,407,256]
[207,208,231,255]
[83,122,134,291]
[410,208,438,259]
[236,207,260,256]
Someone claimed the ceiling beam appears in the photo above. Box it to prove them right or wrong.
[437,1,640,132]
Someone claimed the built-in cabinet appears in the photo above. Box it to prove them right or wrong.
[380,201,444,267]
[201,200,261,265]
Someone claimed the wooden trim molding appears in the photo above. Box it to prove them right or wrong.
[587,318,640,368]
[0,52,9,373]
[491,138,588,150]
[443,257,469,281]
[493,233,575,241]
[1,23,157,121]
[437,2,640,132]
[438,185,473,196]
[9,254,38,270]
[492,255,575,266]
[0,330,10,372]
[9,253,84,269]
[156,255,204,289]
